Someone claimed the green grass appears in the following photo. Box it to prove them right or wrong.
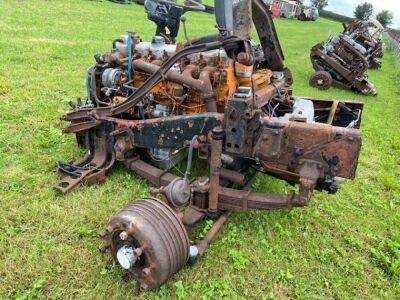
[1,1,400,299]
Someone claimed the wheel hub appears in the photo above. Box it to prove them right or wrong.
[103,198,189,291]
[116,245,137,269]
[310,71,333,90]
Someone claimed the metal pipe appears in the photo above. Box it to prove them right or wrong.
[220,168,245,185]
[184,135,198,179]
[195,211,230,255]
[199,67,217,112]
[133,60,215,95]
[208,127,224,212]
[254,78,287,108]
[62,38,242,124]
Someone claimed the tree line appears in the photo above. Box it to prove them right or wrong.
[310,0,394,28]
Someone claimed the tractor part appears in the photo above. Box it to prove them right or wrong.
[309,18,384,95]
[103,198,189,291]
[55,0,365,291]
[144,0,213,43]
[54,131,115,193]
[310,39,377,95]
[343,19,384,69]
[309,71,333,90]
[369,58,382,69]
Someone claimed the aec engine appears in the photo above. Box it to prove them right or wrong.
[84,33,281,169]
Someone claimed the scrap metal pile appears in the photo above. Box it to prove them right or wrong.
[310,18,384,95]
[55,0,364,292]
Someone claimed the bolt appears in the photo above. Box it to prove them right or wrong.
[119,231,128,241]
[142,268,151,277]
[140,283,149,292]
[198,177,209,186]
[348,136,354,141]
[133,247,143,257]
[273,131,279,136]
[333,167,339,172]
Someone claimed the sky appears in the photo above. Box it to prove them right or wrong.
[305,0,400,28]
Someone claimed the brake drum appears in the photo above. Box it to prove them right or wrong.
[104,198,189,291]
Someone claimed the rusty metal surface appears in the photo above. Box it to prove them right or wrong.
[53,0,367,291]
[208,127,224,212]
[344,20,383,68]
[181,205,206,228]
[220,168,245,185]
[103,198,189,291]
[257,118,361,181]
[252,0,285,71]
[60,37,244,131]
[195,212,230,255]
[102,113,223,149]
[124,157,178,187]
[310,20,380,95]
[215,0,252,40]
[54,133,115,193]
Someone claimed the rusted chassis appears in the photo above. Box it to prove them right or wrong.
[310,42,376,95]
[56,102,362,205]
[87,103,362,291]
[53,0,364,290]
[54,44,364,296]
[115,114,362,208]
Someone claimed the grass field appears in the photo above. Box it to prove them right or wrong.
[1,1,400,299]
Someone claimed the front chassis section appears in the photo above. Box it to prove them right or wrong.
[56,94,363,291]
[54,0,364,291]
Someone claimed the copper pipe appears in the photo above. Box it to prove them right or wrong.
[195,212,230,255]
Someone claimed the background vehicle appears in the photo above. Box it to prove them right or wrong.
[264,0,303,19]
[298,6,319,21]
